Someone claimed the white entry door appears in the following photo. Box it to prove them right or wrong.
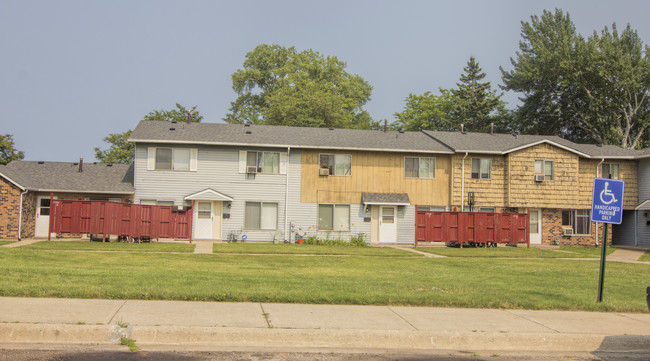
[35,196,54,238]
[194,201,213,239]
[529,209,542,245]
[379,206,397,243]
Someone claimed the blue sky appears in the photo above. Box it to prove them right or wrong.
[1,0,648,162]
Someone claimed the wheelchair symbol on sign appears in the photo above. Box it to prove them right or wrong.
[599,182,618,205]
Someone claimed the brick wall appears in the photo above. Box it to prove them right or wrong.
[542,208,611,246]
[21,192,36,238]
[0,177,21,238]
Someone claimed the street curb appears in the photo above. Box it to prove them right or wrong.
[4,323,649,352]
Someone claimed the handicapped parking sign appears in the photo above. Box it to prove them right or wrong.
[591,178,624,224]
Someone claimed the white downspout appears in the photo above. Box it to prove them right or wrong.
[284,146,291,242]
[461,152,468,212]
[595,158,605,246]
[17,190,28,241]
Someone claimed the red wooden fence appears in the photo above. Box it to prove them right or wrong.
[50,199,193,241]
[415,211,529,247]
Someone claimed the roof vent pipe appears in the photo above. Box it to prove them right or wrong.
[460,124,465,134]
[377,120,380,130]
[78,157,83,172]
[490,123,494,135]
[384,119,387,133]
[187,111,192,124]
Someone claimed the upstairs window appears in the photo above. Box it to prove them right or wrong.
[247,151,280,174]
[602,163,620,180]
[319,154,351,176]
[405,157,435,179]
[148,147,196,171]
[471,158,491,179]
[534,160,554,181]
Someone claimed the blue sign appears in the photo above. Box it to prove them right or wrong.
[591,178,625,224]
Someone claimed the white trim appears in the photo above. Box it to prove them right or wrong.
[0,172,26,190]
[130,138,454,154]
[635,199,650,211]
[363,201,410,206]
[184,188,234,202]
[32,189,133,194]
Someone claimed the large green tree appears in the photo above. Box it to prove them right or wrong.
[450,56,505,132]
[94,103,202,164]
[225,44,373,129]
[393,90,456,131]
[0,134,24,165]
[501,9,650,149]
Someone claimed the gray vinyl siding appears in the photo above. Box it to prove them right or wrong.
[629,159,650,247]
[397,205,416,244]
[612,211,636,246]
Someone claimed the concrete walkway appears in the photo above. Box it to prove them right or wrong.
[608,248,647,264]
[1,238,42,248]
[193,240,214,254]
[0,297,648,353]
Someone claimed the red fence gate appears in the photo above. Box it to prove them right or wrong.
[50,199,193,241]
[415,211,529,247]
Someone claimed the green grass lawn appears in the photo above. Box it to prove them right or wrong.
[415,245,614,258]
[213,243,417,256]
[639,252,650,262]
[23,241,195,253]
[0,241,16,246]
[0,247,648,312]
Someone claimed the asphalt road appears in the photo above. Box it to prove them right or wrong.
[1,349,649,361]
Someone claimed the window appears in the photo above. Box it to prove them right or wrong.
[152,147,193,171]
[602,163,620,180]
[417,206,447,211]
[318,204,350,231]
[140,200,173,206]
[319,154,351,176]
[479,207,495,213]
[245,202,278,230]
[39,198,50,216]
[471,158,491,179]
[405,157,435,178]
[247,151,280,174]
[562,210,591,235]
[534,160,554,180]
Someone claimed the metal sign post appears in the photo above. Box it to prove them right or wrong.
[591,178,624,303]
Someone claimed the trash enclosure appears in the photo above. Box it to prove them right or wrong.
[50,198,193,241]
[415,210,529,247]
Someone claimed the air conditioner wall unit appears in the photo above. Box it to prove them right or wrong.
[563,228,574,236]
[319,168,330,176]
[246,166,258,174]
[535,174,545,182]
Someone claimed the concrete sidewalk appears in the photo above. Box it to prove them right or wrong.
[0,297,648,353]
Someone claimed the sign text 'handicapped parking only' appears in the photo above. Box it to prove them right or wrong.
[591,178,625,224]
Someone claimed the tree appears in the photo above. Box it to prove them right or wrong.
[501,9,650,149]
[94,130,134,164]
[0,134,24,165]
[94,104,202,163]
[225,44,373,129]
[450,57,505,132]
[393,90,456,131]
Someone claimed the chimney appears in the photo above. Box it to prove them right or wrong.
[78,157,83,172]
[187,111,192,124]
[490,123,494,135]
[383,119,387,133]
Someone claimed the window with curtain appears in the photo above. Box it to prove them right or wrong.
[534,160,554,180]
[319,154,351,176]
[154,147,193,171]
[404,157,435,178]
[471,158,491,179]
[561,210,591,235]
[318,204,350,231]
[245,202,278,229]
[246,151,280,174]
[602,163,620,179]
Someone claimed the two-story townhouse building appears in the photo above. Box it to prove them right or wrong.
[129,120,454,243]
[424,130,639,246]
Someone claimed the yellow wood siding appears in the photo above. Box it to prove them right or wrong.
[451,154,508,208]
[301,150,451,206]
[577,159,637,209]
[507,144,579,208]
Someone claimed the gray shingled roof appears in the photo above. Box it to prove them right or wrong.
[423,130,641,159]
[0,161,134,193]
[130,120,454,154]
[362,192,411,205]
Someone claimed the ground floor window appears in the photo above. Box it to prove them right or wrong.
[245,202,278,230]
[318,204,350,231]
[478,207,495,213]
[140,200,173,206]
[562,210,591,235]
[417,206,447,211]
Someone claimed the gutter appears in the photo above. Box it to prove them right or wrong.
[17,190,28,241]
[461,152,468,212]
[284,147,291,243]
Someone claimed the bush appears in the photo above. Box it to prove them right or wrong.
[302,234,367,247]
